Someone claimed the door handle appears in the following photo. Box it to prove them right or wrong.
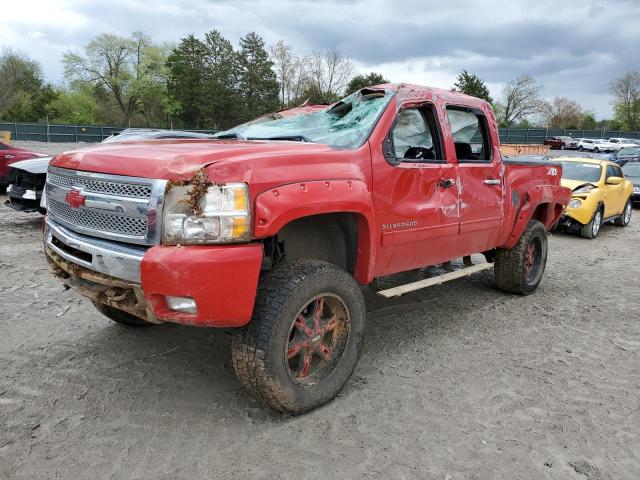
[439,178,456,189]
[5,154,15,159]
[483,178,501,185]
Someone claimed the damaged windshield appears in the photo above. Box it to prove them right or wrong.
[215,89,393,148]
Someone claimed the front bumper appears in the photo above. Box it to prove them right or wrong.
[6,184,45,212]
[44,218,263,327]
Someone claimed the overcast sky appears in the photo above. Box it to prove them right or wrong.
[3,0,639,118]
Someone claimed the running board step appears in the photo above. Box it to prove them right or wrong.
[377,262,494,298]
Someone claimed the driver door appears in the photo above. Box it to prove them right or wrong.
[371,104,461,277]
[603,164,626,217]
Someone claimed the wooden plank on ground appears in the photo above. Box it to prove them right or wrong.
[377,263,494,298]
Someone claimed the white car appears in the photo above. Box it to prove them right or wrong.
[578,138,616,153]
[608,138,638,151]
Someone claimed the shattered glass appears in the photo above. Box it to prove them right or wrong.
[392,109,433,158]
[215,90,393,148]
[447,109,481,143]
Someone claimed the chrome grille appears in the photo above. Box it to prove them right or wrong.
[46,167,166,246]
[48,198,148,237]
[47,172,152,198]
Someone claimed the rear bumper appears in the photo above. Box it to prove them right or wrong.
[44,218,263,327]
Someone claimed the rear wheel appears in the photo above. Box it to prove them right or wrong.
[594,147,600,153]
[580,207,603,239]
[614,199,632,227]
[93,303,155,327]
[232,260,366,414]
[494,220,548,295]
[578,146,584,151]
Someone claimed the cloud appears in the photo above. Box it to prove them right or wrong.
[1,0,638,118]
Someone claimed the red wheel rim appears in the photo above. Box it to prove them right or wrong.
[524,239,540,282]
[285,294,349,384]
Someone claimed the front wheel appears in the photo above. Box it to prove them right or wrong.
[594,147,600,153]
[581,207,603,239]
[494,220,548,295]
[614,199,632,227]
[232,260,366,414]
[578,146,584,151]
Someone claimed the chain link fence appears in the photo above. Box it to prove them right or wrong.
[0,121,214,143]
[2,120,640,144]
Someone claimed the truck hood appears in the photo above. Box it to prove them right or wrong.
[49,139,336,181]
[9,156,52,174]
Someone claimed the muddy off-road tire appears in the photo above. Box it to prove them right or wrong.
[232,260,366,414]
[613,199,632,227]
[494,220,548,295]
[93,303,155,327]
[580,206,604,239]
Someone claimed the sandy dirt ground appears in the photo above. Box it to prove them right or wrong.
[1,146,639,480]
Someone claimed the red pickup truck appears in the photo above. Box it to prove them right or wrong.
[44,84,570,413]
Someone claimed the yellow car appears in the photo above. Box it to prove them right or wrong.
[556,157,633,238]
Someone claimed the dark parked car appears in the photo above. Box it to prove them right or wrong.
[544,136,577,150]
[4,129,214,214]
[0,141,44,188]
[612,146,640,166]
[622,161,640,206]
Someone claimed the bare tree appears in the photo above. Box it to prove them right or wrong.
[543,97,584,129]
[497,74,546,127]
[270,40,296,106]
[610,71,640,131]
[307,49,354,103]
[289,55,309,104]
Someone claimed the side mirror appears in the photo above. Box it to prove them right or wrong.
[606,176,623,185]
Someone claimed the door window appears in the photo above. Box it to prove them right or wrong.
[388,107,444,162]
[606,165,617,179]
[446,107,491,162]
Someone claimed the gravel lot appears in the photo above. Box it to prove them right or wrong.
[1,144,639,479]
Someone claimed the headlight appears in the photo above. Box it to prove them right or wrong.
[163,183,250,244]
[569,198,582,209]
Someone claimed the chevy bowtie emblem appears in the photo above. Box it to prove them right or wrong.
[65,189,86,209]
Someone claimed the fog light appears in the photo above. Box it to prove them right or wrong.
[6,184,14,193]
[165,295,197,314]
[569,199,581,209]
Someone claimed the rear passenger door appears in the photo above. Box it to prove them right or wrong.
[445,106,503,254]
[371,104,460,276]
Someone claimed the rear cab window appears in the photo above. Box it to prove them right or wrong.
[445,107,492,162]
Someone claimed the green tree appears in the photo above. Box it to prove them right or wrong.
[166,34,209,128]
[346,72,389,95]
[63,32,168,125]
[237,32,279,122]
[0,48,55,121]
[610,71,640,131]
[45,88,100,124]
[453,70,493,103]
[203,30,240,129]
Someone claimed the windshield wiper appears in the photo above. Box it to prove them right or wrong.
[248,135,313,143]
